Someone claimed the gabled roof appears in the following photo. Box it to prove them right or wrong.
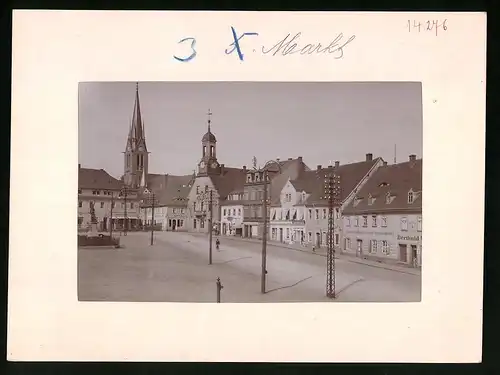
[142,173,195,207]
[343,158,422,215]
[280,157,382,207]
[79,167,122,190]
[210,167,247,200]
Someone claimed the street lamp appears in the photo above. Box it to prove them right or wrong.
[324,168,341,299]
[142,190,157,246]
[261,159,282,294]
[119,185,132,236]
[196,188,219,265]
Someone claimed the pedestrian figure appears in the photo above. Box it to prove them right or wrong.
[312,245,316,253]
[216,238,220,251]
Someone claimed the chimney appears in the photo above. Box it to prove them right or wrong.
[366,153,373,161]
[243,165,247,172]
[288,157,292,161]
[317,165,322,171]
[220,164,225,174]
[298,156,303,162]
[409,154,416,162]
[383,161,388,166]
[335,161,340,168]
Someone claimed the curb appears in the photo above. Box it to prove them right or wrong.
[184,232,420,276]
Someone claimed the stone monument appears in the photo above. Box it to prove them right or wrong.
[88,201,99,237]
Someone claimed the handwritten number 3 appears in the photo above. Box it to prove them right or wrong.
[174,37,197,62]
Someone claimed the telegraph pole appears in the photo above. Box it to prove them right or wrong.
[216,277,223,303]
[324,169,341,298]
[261,169,269,294]
[110,193,114,239]
[122,186,128,236]
[150,192,155,246]
[209,189,213,265]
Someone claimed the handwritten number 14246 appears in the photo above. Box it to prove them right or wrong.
[408,19,447,36]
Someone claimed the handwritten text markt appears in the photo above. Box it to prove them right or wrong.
[173,27,356,62]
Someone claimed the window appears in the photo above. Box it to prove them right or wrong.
[181,209,185,214]
[417,216,422,231]
[193,219,197,229]
[381,216,387,227]
[401,217,408,231]
[255,173,260,182]
[408,190,414,204]
[370,239,378,254]
[223,209,227,216]
[344,238,351,250]
[180,220,184,227]
[111,202,115,209]
[201,202,204,211]
[200,220,205,229]
[372,215,377,227]
[130,202,134,208]
[335,233,339,245]
[232,209,236,216]
[210,146,214,157]
[238,208,241,216]
[362,216,368,227]
[355,217,359,227]
[382,240,390,255]
[286,228,290,239]
[78,201,82,208]
[121,202,125,208]
[173,208,177,214]
[308,232,312,242]
[78,189,82,194]
[309,209,312,219]
[322,209,327,219]
[100,202,104,208]
[193,202,196,211]
[346,217,350,226]
[78,217,83,225]
[315,209,319,219]
[247,174,252,183]
[335,208,340,219]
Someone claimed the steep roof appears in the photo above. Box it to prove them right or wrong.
[126,83,147,152]
[142,173,195,207]
[79,167,122,190]
[342,158,422,215]
[210,167,247,200]
[284,157,382,207]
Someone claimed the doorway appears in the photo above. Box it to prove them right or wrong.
[316,232,321,248]
[399,244,408,263]
[279,228,283,242]
[411,244,418,267]
[172,220,177,231]
[356,239,362,257]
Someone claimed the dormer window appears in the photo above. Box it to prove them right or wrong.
[408,190,414,204]
[246,174,252,183]
[367,194,375,205]
[386,192,392,204]
[255,173,260,182]
[379,182,389,187]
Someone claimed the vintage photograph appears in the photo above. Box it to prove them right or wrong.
[78,81,423,303]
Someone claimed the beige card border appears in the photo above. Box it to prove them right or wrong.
[9,11,485,362]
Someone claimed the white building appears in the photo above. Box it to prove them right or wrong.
[270,154,384,250]
[220,191,244,236]
[342,155,422,267]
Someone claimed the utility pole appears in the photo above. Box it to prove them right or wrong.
[324,169,341,298]
[122,186,128,236]
[150,192,155,246]
[209,189,213,265]
[261,169,269,294]
[110,193,114,239]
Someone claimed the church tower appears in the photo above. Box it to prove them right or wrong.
[197,109,220,176]
[123,82,149,188]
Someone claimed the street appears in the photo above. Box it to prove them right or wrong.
[78,231,421,302]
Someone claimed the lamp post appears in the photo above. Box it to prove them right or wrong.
[143,190,156,246]
[261,159,282,294]
[119,186,132,236]
[196,188,218,265]
[324,169,341,299]
[109,192,115,239]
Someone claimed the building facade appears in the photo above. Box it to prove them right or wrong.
[342,155,423,267]
[269,154,383,250]
[220,193,244,236]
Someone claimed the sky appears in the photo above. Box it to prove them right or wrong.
[78,82,422,178]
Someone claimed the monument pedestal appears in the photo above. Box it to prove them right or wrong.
[88,222,99,237]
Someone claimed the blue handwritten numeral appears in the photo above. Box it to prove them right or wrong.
[173,37,197,62]
[225,26,258,61]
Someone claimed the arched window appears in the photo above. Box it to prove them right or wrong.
[210,145,214,157]
[203,146,207,157]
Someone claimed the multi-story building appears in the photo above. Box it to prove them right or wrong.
[269,154,384,249]
[78,165,141,231]
[341,155,422,267]
[185,114,246,233]
[220,191,244,236]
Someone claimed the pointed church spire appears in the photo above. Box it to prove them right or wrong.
[129,82,146,151]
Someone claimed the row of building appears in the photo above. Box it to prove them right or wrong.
[78,84,422,267]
